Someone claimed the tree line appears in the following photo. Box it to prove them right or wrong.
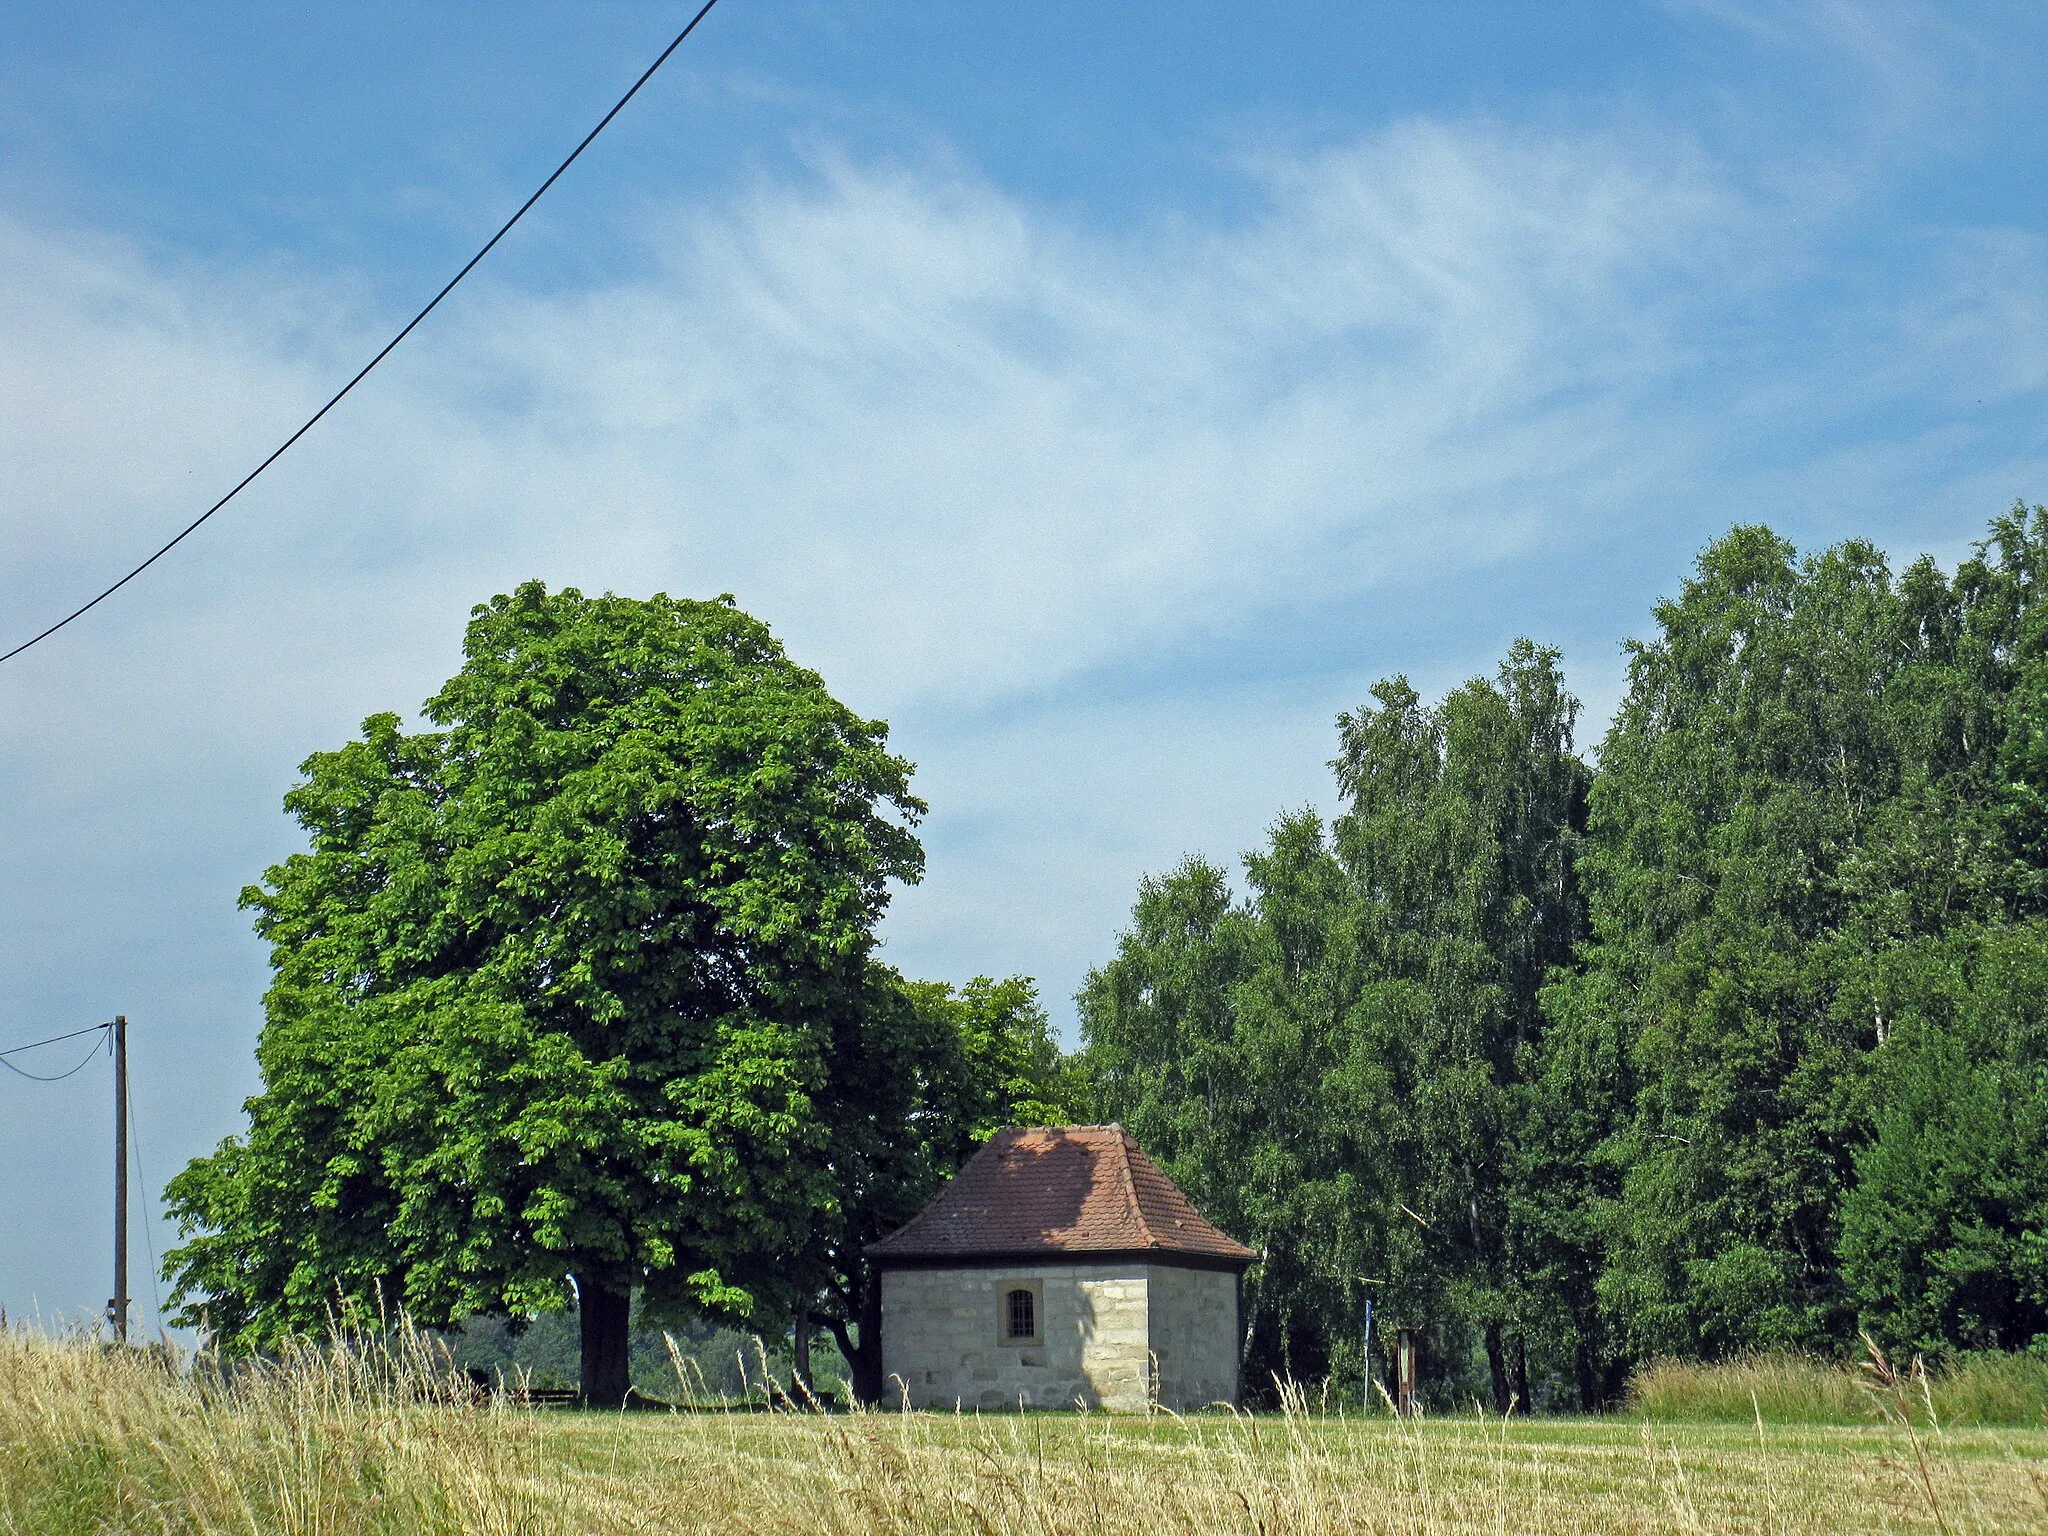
[1078,508,2048,1409]
[165,508,2048,1409]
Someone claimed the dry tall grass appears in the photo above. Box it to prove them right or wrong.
[3,1322,2044,1535]
[1627,1347,2048,1426]
[0,1321,557,1534]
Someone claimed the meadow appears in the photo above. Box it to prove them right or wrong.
[3,1326,2045,1536]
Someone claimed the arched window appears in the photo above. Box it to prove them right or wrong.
[1005,1287,1036,1342]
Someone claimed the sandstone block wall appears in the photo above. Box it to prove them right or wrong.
[879,1262,1239,1412]
[879,1264,1150,1411]
[1147,1263,1240,1408]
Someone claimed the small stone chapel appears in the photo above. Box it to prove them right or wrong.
[867,1125,1255,1411]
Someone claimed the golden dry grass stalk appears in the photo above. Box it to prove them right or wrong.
[2,1324,2043,1535]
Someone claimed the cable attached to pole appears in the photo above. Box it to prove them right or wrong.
[0,0,726,667]
[128,1077,166,1334]
[0,1027,109,1081]
[0,1022,110,1058]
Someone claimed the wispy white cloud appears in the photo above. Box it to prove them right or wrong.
[4,117,1749,723]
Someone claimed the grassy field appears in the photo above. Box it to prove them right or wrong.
[3,1328,2045,1535]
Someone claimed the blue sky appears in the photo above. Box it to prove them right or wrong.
[2,0,2045,1333]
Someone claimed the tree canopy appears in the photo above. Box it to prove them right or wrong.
[1545,514,2048,1371]
[1078,506,2048,1407]
[1078,641,1586,1408]
[163,583,1068,1404]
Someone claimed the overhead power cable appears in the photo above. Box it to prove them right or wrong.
[0,1031,108,1082]
[0,0,726,667]
[0,1022,109,1058]
[129,1082,166,1330]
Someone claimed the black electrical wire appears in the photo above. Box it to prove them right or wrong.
[0,0,726,667]
[0,1031,108,1082]
[129,1085,166,1330]
[0,1022,109,1058]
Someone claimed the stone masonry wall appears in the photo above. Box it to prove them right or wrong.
[880,1265,1151,1411]
[880,1263,1242,1411]
[1146,1263,1240,1409]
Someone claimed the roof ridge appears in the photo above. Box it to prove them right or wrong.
[1010,1123,1121,1135]
[1111,1126,1149,1246]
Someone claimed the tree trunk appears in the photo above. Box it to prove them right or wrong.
[792,1311,813,1402]
[853,1276,887,1406]
[1484,1322,1511,1416]
[826,1277,888,1406]
[1600,1355,1631,1410]
[576,1277,632,1409]
[1507,1331,1529,1415]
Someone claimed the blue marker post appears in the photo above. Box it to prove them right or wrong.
[1361,1295,1375,1409]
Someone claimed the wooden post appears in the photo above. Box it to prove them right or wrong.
[112,1015,128,1345]
[1396,1327,1420,1416]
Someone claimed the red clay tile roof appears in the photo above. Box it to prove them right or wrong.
[867,1125,1255,1265]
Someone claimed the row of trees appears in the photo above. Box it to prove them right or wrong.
[1079,508,2048,1408]
[166,509,2048,1409]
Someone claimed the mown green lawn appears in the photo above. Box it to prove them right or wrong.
[529,1407,2048,1534]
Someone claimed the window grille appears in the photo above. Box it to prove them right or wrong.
[1006,1287,1036,1341]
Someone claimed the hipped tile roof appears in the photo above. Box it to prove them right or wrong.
[867,1125,1255,1265]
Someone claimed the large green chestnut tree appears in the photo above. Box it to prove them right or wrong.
[164,583,935,1405]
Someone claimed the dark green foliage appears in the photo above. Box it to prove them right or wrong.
[172,505,2048,1410]
[1838,926,2048,1353]
[776,969,1073,1402]
[1330,643,1589,1412]
[1079,643,1587,1409]
[1550,510,2048,1368]
[1078,506,2048,1400]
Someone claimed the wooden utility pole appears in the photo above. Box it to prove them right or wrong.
[112,1014,128,1345]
